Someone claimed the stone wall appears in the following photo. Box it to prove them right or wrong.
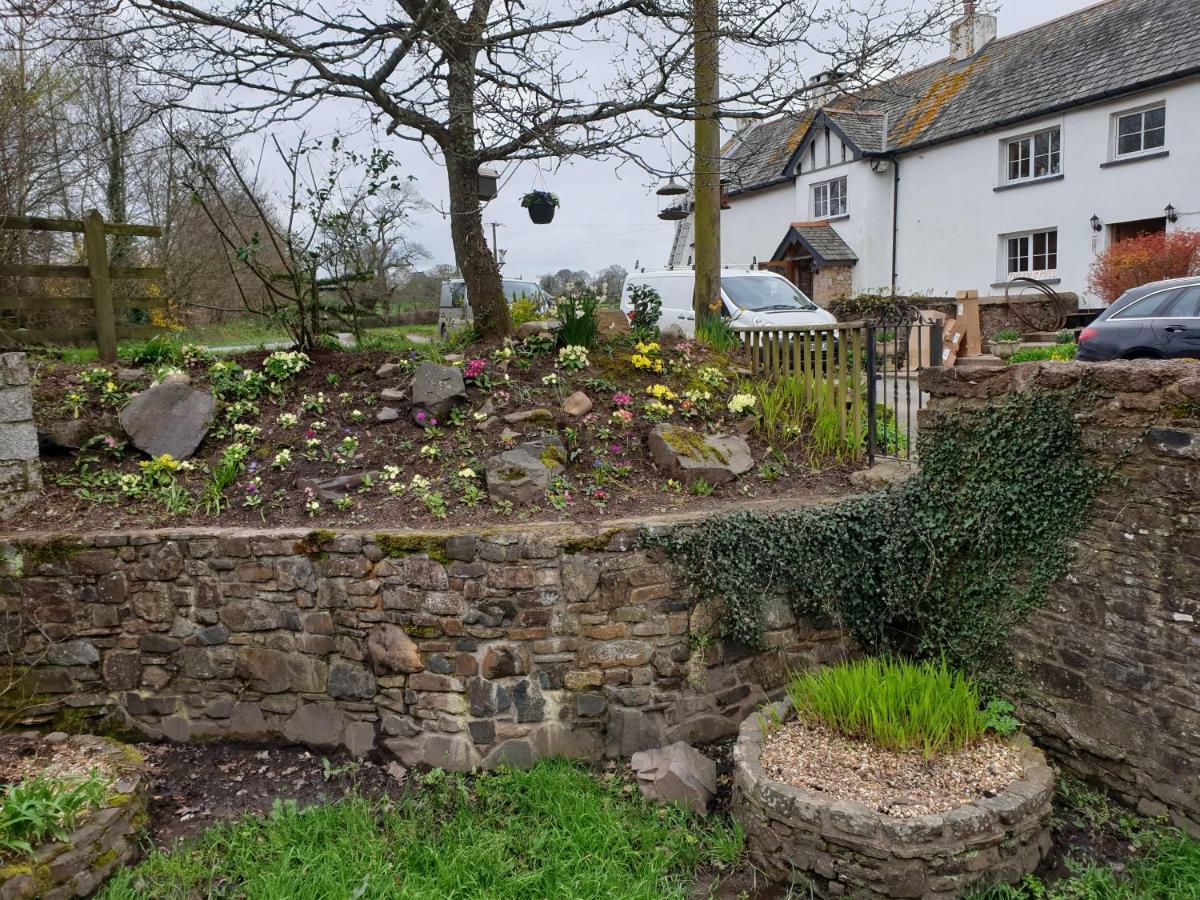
[734,702,1054,899]
[0,510,851,770]
[0,353,41,520]
[0,734,147,900]
[812,265,853,306]
[921,360,1200,835]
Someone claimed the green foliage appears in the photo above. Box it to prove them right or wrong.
[1010,343,1078,364]
[829,291,930,322]
[509,297,542,329]
[992,329,1022,342]
[787,657,986,756]
[695,315,737,353]
[0,771,110,856]
[100,760,741,899]
[126,334,183,367]
[201,443,250,515]
[649,392,1103,690]
[982,698,1020,737]
[519,190,559,209]
[1056,330,1076,345]
[627,284,662,341]
[555,290,601,348]
[740,376,864,460]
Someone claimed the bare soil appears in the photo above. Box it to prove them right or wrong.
[20,338,859,533]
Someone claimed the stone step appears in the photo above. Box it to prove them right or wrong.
[955,354,1004,368]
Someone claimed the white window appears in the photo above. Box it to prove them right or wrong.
[1006,229,1058,276]
[1004,127,1060,182]
[1114,104,1165,157]
[812,177,847,218]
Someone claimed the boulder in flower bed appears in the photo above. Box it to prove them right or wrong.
[647,424,753,484]
[630,741,717,815]
[118,381,216,460]
[410,362,466,421]
[485,437,567,505]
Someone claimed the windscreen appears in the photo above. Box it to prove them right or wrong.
[721,275,816,312]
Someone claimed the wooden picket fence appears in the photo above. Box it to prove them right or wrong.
[0,210,168,361]
[737,321,869,452]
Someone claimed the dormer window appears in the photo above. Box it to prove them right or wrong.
[1004,127,1060,184]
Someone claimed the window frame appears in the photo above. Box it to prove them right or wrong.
[811,176,848,219]
[1111,103,1166,159]
[1002,126,1061,185]
[1003,228,1058,279]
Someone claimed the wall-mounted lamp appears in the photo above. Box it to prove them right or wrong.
[1165,203,1178,224]
[1089,214,1102,233]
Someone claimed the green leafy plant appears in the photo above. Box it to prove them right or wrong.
[0,770,110,856]
[628,283,662,340]
[983,698,1020,737]
[126,334,182,367]
[992,329,1022,342]
[509,297,542,328]
[1010,343,1077,363]
[786,657,986,756]
[201,443,250,515]
[649,391,1104,691]
[695,315,737,353]
[1055,329,1076,345]
[519,190,559,208]
[555,291,600,348]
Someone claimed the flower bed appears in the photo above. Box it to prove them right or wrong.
[0,733,148,899]
[732,699,1054,898]
[26,332,859,531]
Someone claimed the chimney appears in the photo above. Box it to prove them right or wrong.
[807,70,845,108]
[950,1,997,61]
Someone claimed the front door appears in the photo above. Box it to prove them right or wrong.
[791,257,814,298]
[1111,218,1166,243]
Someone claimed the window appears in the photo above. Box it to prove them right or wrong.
[1006,229,1058,275]
[1005,127,1060,182]
[1114,105,1165,157]
[812,177,847,218]
[1111,286,1199,319]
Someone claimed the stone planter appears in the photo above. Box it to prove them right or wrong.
[732,702,1054,899]
[0,735,149,899]
[990,340,1020,360]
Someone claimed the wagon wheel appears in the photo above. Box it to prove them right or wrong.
[1003,277,1068,333]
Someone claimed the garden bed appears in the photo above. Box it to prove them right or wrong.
[23,333,860,532]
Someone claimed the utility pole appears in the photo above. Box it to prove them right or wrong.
[488,221,503,267]
[692,0,721,326]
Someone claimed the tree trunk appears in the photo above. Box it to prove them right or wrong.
[692,0,721,326]
[444,56,509,339]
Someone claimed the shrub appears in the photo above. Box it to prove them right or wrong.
[555,290,600,348]
[786,657,985,756]
[1009,343,1076,363]
[628,284,662,340]
[1087,229,1200,303]
[126,334,182,367]
[509,297,542,328]
[0,771,110,855]
[829,291,929,322]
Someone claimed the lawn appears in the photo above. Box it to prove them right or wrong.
[99,760,742,900]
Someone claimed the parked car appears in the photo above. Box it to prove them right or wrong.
[1077,276,1200,361]
[619,267,836,338]
[438,278,550,338]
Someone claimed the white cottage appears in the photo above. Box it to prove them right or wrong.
[668,0,1200,309]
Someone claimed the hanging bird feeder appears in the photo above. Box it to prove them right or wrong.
[656,177,690,221]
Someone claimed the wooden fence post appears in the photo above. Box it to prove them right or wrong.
[82,209,117,362]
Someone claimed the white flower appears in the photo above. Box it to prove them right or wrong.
[271,449,293,469]
[542,373,559,386]
[410,473,431,490]
[728,393,757,415]
[457,467,476,479]
[382,464,402,481]
[557,344,590,371]
[276,412,299,428]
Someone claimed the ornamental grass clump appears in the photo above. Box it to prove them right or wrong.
[786,657,986,757]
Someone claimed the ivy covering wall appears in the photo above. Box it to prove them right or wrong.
[650,392,1103,692]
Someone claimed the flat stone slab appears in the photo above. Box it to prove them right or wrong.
[631,741,717,815]
[118,382,216,459]
[485,437,566,505]
[411,362,467,420]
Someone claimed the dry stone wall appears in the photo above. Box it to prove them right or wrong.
[0,353,41,521]
[921,359,1200,835]
[0,511,851,770]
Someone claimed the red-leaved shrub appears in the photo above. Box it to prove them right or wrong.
[1088,230,1200,303]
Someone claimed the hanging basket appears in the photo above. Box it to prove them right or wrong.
[521,190,559,225]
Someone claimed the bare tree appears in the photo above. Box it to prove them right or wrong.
[51,0,956,339]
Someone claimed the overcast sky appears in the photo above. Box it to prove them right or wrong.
[331,0,1107,280]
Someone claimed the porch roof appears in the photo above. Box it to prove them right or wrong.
[770,222,858,267]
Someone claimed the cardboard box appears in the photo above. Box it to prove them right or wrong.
[955,298,982,356]
[941,316,962,367]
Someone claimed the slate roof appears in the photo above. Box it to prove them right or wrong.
[771,222,858,265]
[721,114,811,192]
[725,0,1200,194]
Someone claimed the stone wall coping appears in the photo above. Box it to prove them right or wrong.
[919,358,1199,400]
[737,700,1054,845]
[0,492,846,543]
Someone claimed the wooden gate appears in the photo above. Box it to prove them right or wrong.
[0,210,167,361]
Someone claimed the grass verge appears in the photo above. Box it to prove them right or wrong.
[101,760,742,900]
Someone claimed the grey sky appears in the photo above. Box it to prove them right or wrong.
[382,0,1103,279]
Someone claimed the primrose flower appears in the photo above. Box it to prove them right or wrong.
[457,467,477,479]
[728,393,757,416]
[612,392,633,408]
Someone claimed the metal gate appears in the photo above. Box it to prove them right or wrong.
[865,305,943,465]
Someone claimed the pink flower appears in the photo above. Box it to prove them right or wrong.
[613,392,632,408]
[591,488,608,501]
[614,409,634,425]
[609,443,622,455]
[464,358,486,379]
[305,429,316,439]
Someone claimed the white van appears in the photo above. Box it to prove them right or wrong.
[619,267,835,337]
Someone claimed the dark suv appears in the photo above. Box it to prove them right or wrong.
[1077,276,1200,361]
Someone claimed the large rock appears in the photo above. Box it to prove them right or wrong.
[485,437,566,505]
[630,741,718,815]
[39,416,117,452]
[297,471,381,502]
[515,319,559,340]
[118,382,216,459]
[411,362,467,420]
[562,391,593,416]
[367,624,424,675]
[647,424,753,484]
[596,308,631,339]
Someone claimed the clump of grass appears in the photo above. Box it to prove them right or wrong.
[695,315,738,353]
[0,770,111,855]
[786,657,985,756]
[101,759,742,899]
[1009,342,1077,363]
